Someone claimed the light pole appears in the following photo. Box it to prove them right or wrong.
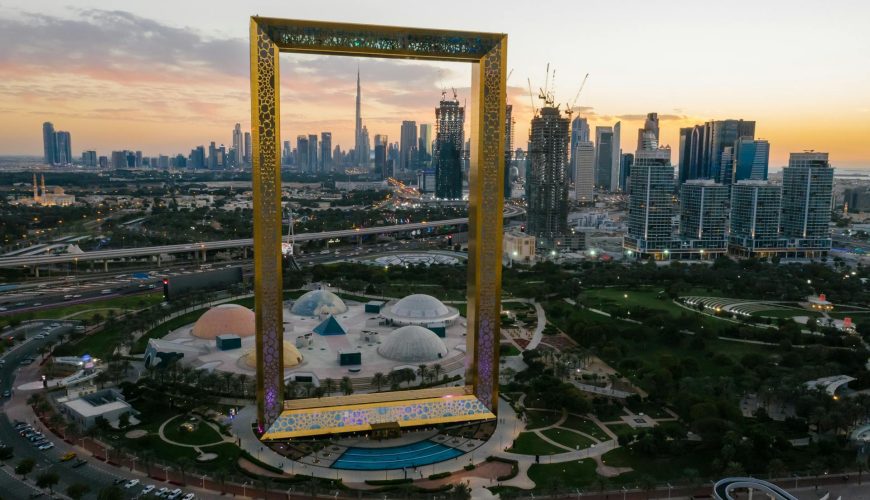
[667,482,672,499]
[622,486,627,500]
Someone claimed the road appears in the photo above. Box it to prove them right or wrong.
[0,205,524,268]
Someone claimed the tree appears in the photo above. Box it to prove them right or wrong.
[97,486,124,500]
[322,378,336,396]
[118,412,131,430]
[340,376,354,395]
[372,372,386,392]
[16,458,35,478]
[36,471,60,493]
[67,483,91,500]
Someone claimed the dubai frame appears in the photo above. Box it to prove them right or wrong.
[249,17,508,432]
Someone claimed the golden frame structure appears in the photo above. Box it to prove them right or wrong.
[250,17,507,429]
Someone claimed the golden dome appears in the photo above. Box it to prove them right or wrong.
[192,304,255,339]
[241,341,303,369]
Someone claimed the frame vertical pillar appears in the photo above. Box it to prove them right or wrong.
[250,19,285,430]
[466,38,507,413]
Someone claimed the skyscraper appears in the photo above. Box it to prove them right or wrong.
[307,134,318,172]
[504,104,515,197]
[611,122,622,191]
[570,116,590,158]
[54,131,72,165]
[374,134,388,178]
[434,92,465,200]
[526,106,570,246]
[232,123,244,166]
[419,124,432,156]
[296,135,309,170]
[729,180,783,257]
[400,121,417,173]
[780,152,834,255]
[594,126,613,189]
[282,141,291,165]
[678,120,755,185]
[636,112,660,151]
[624,151,674,258]
[620,153,634,194]
[42,122,56,165]
[320,132,332,172]
[244,132,252,165]
[733,138,770,181]
[679,179,729,258]
[359,126,370,167]
[572,141,595,204]
[354,68,363,166]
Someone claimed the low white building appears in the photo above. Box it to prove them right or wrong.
[60,389,137,430]
[503,230,536,265]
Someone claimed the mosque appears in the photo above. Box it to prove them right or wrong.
[144,289,467,387]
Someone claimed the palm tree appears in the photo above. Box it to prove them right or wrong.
[372,372,386,392]
[417,364,428,386]
[433,363,443,382]
[323,378,336,396]
[341,376,353,396]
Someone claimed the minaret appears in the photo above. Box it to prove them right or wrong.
[33,173,38,201]
[354,67,362,165]
[41,175,46,199]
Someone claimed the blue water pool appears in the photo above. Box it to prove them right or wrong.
[331,440,463,470]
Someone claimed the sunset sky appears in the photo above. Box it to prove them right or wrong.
[0,0,868,168]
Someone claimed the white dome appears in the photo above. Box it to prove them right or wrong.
[378,326,448,362]
[290,290,348,316]
[391,294,449,319]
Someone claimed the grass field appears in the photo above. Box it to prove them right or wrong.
[526,459,598,489]
[524,409,562,430]
[0,292,163,328]
[540,428,595,450]
[508,432,566,456]
[162,416,225,446]
[561,414,609,441]
[131,308,208,353]
[601,446,717,482]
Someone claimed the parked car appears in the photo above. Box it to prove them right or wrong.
[181,494,195,500]
[37,442,54,450]
[72,458,87,468]
[167,489,183,500]
[154,487,169,497]
[124,479,140,489]
[141,485,155,495]
[60,452,76,462]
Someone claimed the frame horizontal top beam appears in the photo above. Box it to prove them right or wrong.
[254,16,505,61]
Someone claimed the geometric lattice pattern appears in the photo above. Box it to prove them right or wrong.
[262,395,495,440]
[249,17,507,430]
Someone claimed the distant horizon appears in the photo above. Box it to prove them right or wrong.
[0,1,868,167]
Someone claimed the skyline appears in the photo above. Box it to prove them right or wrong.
[0,1,868,167]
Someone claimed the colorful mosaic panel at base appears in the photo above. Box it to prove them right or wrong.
[262,395,495,440]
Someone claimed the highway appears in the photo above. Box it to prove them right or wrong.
[0,205,524,269]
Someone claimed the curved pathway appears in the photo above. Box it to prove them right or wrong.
[157,415,230,448]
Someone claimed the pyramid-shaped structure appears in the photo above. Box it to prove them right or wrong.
[313,315,346,336]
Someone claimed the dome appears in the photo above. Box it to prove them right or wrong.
[378,326,448,362]
[241,341,303,369]
[192,304,255,339]
[290,290,348,316]
[381,294,460,326]
[391,294,449,319]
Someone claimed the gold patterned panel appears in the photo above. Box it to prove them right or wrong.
[250,19,285,430]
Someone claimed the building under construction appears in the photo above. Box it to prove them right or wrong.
[526,105,570,247]
[434,91,465,200]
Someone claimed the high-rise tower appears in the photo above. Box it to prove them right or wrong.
[434,92,465,200]
[400,121,417,172]
[781,152,833,255]
[526,106,570,246]
[42,122,56,165]
[354,68,362,166]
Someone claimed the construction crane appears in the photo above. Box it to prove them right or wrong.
[527,78,537,116]
[565,73,590,118]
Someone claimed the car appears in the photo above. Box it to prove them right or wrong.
[100,289,112,295]
[28,434,45,442]
[0,307,7,311]
[32,302,42,306]
[181,494,195,500]
[72,294,82,298]
[166,489,182,500]
[63,295,73,300]
[71,458,87,468]
[2,390,11,398]
[14,421,28,429]
[141,485,155,495]
[124,479,140,489]
[20,358,34,366]
[50,323,59,327]
[37,442,54,450]
[113,478,126,485]
[154,487,169,497]
[60,452,76,462]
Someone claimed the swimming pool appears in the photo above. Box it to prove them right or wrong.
[331,440,463,470]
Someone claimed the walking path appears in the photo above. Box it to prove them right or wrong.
[526,302,546,350]
[157,415,232,449]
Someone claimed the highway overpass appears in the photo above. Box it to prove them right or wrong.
[713,477,799,500]
[0,205,524,269]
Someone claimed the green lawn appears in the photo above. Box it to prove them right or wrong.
[601,446,717,482]
[131,308,208,353]
[524,409,562,430]
[500,344,522,357]
[507,432,566,455]
[540,428,595,450]
[605,424,639,440]
[527,459,598,489]
[162,416,225,446]
[561,414,609,441]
